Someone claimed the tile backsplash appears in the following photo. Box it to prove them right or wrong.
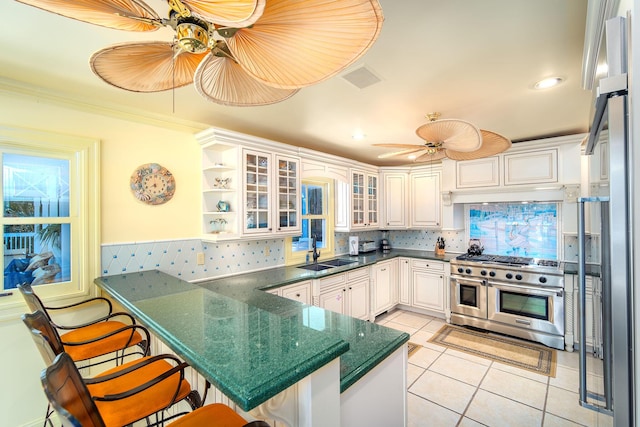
[101,231,594,280]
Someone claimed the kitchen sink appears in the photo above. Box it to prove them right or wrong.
[297,258,358,271]
[318,258,358,267]
[297,264,334,271]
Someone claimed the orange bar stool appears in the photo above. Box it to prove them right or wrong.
[24,311,202,427]
[42,352,271,427]
[18,283,148,366]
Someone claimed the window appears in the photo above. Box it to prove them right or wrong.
[286,178,334,264]
[0,127,99,316]
[466,202,559,259]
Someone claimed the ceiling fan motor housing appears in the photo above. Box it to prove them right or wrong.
[176,17,210,53]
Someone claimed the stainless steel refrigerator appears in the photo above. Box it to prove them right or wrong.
[578,15,634,426]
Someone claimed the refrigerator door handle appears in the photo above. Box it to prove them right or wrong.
[577,198,613,414]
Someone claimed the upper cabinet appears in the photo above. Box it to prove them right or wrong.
[350,169,379,229]
[243,148,301,236]
[201,142,240,240]
[442,134,583,204]
[410,169,441,228]
[382,172,408,228]
[197,128,301,241]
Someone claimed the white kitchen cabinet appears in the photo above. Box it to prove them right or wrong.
[398,257,411,305]
[243,148,301,236]
[382,172,408,228]
[410,170,441,228]
[504,148,558,186]
[456,156,500,189]
[316,268,369,320]
[201,141,240,240]
[281,281,312,305]
[371,259,398,317]
[351,169,379,229]
[411,259,445,314]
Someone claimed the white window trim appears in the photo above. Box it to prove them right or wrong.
[0,126,100,320]
[285,178,335,265]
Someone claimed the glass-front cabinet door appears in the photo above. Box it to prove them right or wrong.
[351,170,378,228]
[244,149,271,233]
[352,171,365,227]
[276,155,300,233]
[367,174,378,227]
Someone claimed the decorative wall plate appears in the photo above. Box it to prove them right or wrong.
[130,163,176,205]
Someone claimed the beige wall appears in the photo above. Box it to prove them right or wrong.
[0,90,203,244]
[0,90,205,426]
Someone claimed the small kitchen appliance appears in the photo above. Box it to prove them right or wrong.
[358,240,377,253]
[348,236,359,256]
[380,238,391,253]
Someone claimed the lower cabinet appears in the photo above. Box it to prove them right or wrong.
[410,259,445,314]
[398,257,411,305]
[270,257,448,321]
[371,259,398,317]
[281,280,312,305]
[317,268,369,320]
[268,280,312,305]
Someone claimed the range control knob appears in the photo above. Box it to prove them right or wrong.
[515,274,523,281]
[457,267,464,274]
[539,276,547,284]
[465,268,472,274]
[489,271,496,277]
[505,273,513,279]
[480,270,487,276]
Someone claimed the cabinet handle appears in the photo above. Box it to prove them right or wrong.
[381,268,386,271]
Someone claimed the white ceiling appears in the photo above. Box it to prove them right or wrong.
[1,0,592,166]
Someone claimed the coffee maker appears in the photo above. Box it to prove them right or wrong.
[380,231,391,253]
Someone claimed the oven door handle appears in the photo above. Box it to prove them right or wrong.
[487,281,563,297]
[451,276,486,286]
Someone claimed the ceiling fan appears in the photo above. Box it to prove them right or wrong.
[17,0,383,106]
[375,112,512,162]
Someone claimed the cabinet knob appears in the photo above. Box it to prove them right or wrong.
[296,293,300,297]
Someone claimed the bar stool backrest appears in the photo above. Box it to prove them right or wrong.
[41,352,106,427]
[22,310,65,364]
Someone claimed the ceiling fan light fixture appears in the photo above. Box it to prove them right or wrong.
[176,19,210,53]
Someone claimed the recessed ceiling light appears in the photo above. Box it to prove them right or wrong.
[407,154,417,159]
[533,77,564,90]
[352,131,366,140]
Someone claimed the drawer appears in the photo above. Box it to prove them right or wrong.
[318,273,346,289]
[347,267,369,281]
[411,259,444,271]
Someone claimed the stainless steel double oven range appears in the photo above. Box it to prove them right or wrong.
[450,254,565,350]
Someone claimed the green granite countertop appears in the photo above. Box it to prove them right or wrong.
[95,268,409,411]
[562,262,601,277]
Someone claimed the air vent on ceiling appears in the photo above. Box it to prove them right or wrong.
[342,65,382,89]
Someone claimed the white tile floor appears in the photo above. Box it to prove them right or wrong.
[375,309,615,427]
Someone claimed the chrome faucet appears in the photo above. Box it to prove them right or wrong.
[311,234,321,263]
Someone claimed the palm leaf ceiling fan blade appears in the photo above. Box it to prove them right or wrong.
[17,0,161,32]
[415,119,482,152]
[445,130,512,161]
[377,148,425,159]
[90,42,206,92]
[373,144,429,149]
[194,45,298,106]
[225,0,384,89]
[414,150,447,162]
[184,0,265,28]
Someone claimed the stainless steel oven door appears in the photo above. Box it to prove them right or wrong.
[487,281,564,336]
[450,276,487,319]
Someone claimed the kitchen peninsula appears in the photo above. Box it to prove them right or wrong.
[95,264,410,427]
